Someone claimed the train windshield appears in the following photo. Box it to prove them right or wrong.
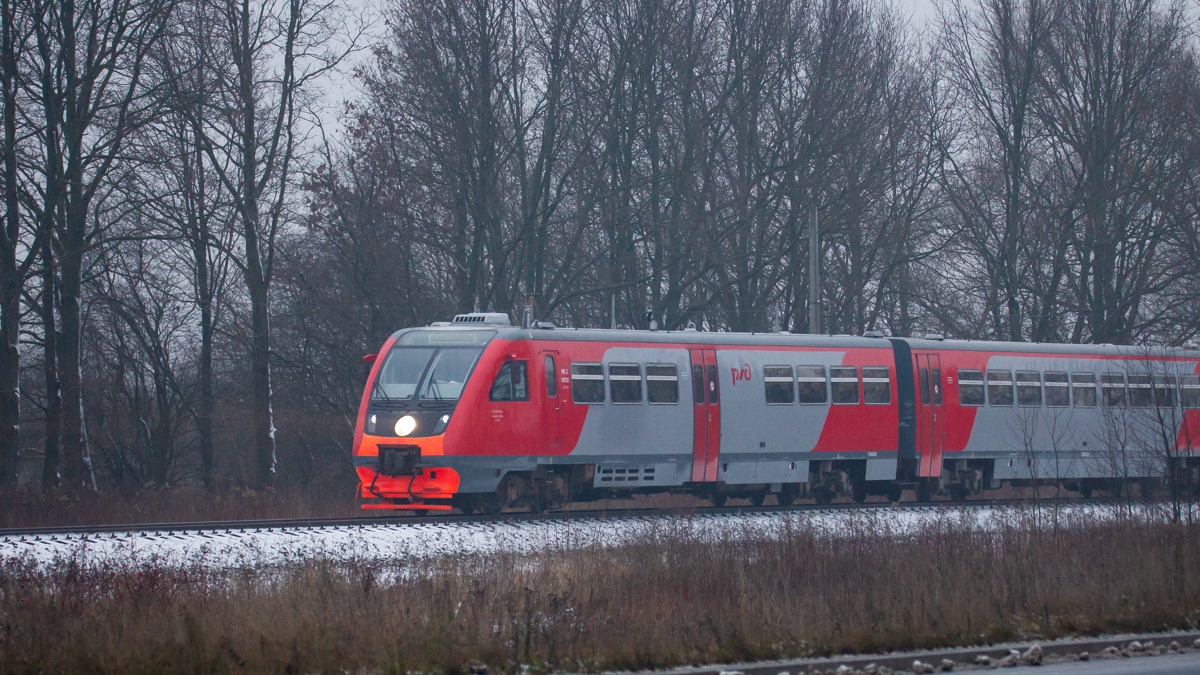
[372,348,435,401]
[371,330,494,402]
[419,349,482,401]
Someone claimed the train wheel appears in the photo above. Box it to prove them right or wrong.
[459,504,475,515]
[949,484,969,502]
[777,486,796,506]
[812,486,832,505]
[710,493,728,507]
[915,481,933,503]
[749,493,766,507]
[886,484,904,502]
[413,509,429,517]
[1078,482,1094,498]
[851,479,868,504]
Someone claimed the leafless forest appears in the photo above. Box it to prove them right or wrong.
[0,0,1198,494]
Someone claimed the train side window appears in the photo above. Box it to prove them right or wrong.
[693,365,706,404]
[1016,371,1042,407]
[1072,372,1097,407]
[545,356,557,398]
[1101,373,1126,407]
[1044,372,1069,407]
[958,369,984,406]
[796,366,827,404]
[1154,374,1176,408]
[1181,375,1200,408]
[570,363,605,404]
[646,364,679,404]
[609,363,643,404]
[706,364,720,403]
[489,361,529,402]
[862,366,891,404]
[919,368,930,405]
[987,370,1013,406]
[764,365,795,404]
[830,366,859,404]
[1128,374,1152,408]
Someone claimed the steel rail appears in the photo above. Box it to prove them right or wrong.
[0,496,1124,538]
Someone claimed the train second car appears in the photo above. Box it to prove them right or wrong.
[352,314,1200,512]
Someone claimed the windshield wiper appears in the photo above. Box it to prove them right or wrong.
[426,377,444,402]
[372,378,392,402]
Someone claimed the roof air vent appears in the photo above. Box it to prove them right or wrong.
[924,333,945,341]
[532,321,556,329]
[864,330,885,338]
[452,313,513,326]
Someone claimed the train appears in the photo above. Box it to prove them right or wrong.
[352,313,1200,513]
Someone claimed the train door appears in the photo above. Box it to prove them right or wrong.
[689,349,721,481]
[915,353,944,477]
[541,351,563,448]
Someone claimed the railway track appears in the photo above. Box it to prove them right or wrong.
[0,496,1117,539]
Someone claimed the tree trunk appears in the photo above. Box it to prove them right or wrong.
[0,0,19,489]
[247,270,275,488]
[40,238,60,490]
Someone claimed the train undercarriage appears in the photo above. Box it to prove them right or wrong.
[383,454,1200,515]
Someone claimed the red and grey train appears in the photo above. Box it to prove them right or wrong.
[353,313,1200,512]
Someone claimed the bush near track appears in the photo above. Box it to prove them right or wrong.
[2,509,1199,674]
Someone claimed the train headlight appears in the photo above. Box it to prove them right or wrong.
[395,415,417,436]
[367,414,377,433]
[433,413,450,434]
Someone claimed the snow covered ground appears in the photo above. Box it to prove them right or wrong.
[0,503,1151,569]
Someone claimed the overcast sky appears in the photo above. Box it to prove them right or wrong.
[310,0,942,144]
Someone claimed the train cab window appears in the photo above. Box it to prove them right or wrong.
[830,366,859,404]
[1128,374,1153,408]
[1181,375,1200,408]
[987,370,1014,406]
[1016,371,1042,407]
[545,356,557,398]
[958,369,984,406]
[706,365,720,403]
[646,364,679,404]
[489,361,529,401]
[571,363,605,404]
[796,366,827,404]
[862,367,891,404]
[1044,372,1069,407]
[609,364,643,404]
[693,365,706,403]
[1153,375,1176,408]
[764,366,795,404]
[1101,373,1126,407]
[1072,372,1097,407]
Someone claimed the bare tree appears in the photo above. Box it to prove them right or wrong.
[25,0,174,490]
[198,0,349,488]
[939,0,1052,341]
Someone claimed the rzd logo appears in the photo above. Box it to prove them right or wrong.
[731,364,751,384]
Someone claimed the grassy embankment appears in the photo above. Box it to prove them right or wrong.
[2,508,1198,674]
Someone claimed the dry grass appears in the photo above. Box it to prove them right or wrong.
[2,510,1199,674]
[0,481,361,529]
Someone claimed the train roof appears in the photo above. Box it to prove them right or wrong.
[389,321,1200,359]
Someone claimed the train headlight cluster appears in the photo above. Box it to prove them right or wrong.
[433,414,451,434]
[395,415,417,436]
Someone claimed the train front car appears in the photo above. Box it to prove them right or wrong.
[353,313,511,512]
[353,314,906,513]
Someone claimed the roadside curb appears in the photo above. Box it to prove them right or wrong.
[618,630,1200,675]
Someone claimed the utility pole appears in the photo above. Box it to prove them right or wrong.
[808,204,820,334]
